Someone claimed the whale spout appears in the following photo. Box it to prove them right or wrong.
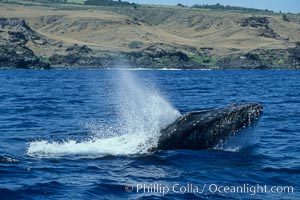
[156,103,263,150]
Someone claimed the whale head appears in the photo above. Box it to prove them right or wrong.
[156,103,263,150]
[217,102,263,128]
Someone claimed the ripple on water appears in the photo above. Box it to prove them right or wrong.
[0,70,299,199]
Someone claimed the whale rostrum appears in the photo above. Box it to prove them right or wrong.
[156,103,263,150]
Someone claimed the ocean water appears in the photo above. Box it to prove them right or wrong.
[0,69,299,200]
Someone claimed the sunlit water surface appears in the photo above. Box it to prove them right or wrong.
[0,69,299,199]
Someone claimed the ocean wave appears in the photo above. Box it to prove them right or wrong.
[0,155,19,164]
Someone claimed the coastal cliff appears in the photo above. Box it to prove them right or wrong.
[0,18,50,69]
[0,2,299,69]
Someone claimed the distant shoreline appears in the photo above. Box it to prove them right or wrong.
[0,2,299,70]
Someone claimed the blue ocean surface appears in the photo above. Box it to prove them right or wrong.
[0,69,299,200]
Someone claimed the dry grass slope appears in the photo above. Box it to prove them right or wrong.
[0,2,300,69]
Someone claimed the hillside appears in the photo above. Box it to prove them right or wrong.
[0,1,300,69]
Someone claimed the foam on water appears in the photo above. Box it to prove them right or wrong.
[27,70,180,157]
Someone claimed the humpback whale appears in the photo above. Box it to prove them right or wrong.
[156,103,263,150]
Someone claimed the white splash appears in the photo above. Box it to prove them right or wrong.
[213,128,258,152]
[27,70,180,157]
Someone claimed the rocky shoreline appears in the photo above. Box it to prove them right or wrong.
[0,18,50,69]
[0,18,299,70]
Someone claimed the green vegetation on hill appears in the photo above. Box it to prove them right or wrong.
[84,0,134,6]
[23,0,67,3]
[191,3,275,13]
